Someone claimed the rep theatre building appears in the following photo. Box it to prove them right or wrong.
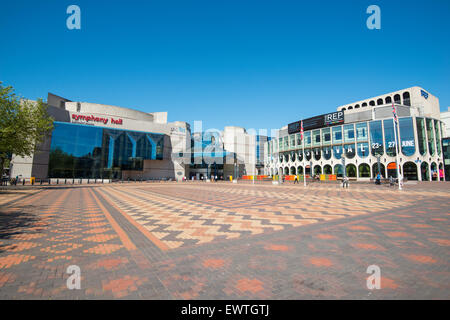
[264,86,446,181]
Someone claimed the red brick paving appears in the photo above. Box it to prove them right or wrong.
[0,181,449,299]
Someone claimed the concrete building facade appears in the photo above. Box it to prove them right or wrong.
[264,87,446,181]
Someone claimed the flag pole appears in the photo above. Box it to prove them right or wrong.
[392,103,402,190]
[301,121,306,187]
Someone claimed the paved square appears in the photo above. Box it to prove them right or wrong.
[0,181,449,299]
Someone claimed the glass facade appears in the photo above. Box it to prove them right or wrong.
[399,117,415,156]
[270,116,443,180]
[356,123,368,141]
[304,131,311,147]
[322,128,331,145]
[313,130,321,146]
[434,119,441,155]
[332,126,342,144]
[344,124,355,143]
[383,119,397,157]
[426,118,435,156]
[333,145,343,159]
[322,146,332,160]
[416,117,427,156]
[357,142,369,158]
[369,120,384,156]
[344,144,356,159]
[48,122,164,179]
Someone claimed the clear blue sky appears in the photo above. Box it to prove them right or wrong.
[1,0,449,133]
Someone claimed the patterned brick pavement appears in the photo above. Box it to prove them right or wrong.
[0,181,449,299]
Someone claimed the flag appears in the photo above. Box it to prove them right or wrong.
[392,103,398,124]
[300,120,304,140]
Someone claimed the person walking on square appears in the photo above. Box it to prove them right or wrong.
[294,175,298,184]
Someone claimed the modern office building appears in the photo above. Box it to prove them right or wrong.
[9,93,267,181]
[264,86,446,181]
[188,127,268,180]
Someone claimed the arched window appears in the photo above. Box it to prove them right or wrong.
[377,99,383,105]
[322,146,332,160]
[313,148,321,161]
[291,152,296,162]
[333,145,343,159]
[403,92,411,106]
[387,162,398,178]
[314,165,322,175]
[355,104,360,109]
[403,162,417,180]
[431,162,438,180]
[323,164,332,174]
[346,164,357,177]
[385,96,392,104]
[369,100,375,106]
[305,149,312,161]
[342,108,346,111]
[290,166,296,175]
[334,164,343,177]
[358,163,370,177]
[421,162,429,181]
[297,150,303,162]
[284,167,289,175]
[297,166,304,175]
[394,94,401,104]
[372,163,386,178]
[362,102,368,107]
[348,106,353,110]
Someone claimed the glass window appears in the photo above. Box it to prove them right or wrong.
[297,149,303,162]
[290,135,295,149]
[313,147,321,160]
[383,119,397,157]
[344,144,356,159]
[416,118,427,156]
[399,117,416,156]
[333,145,343,159]
[426,119,435,156]
[332,126,342,144]
[296,133,301,146]
[357,142,369,158]
[304,148,312,161]
[322,146,332,160]
[278,138,283,151]
[322,128,331,145]
[48,122,164,179]
[313,130,321,146]
[284,136,289,149]
[369,120,384,156]
[304,131,311,147]
[344,124,355,143]
[356,123,368,141]
[434,120,441,155]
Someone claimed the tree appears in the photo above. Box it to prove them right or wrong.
[0,82,54,177]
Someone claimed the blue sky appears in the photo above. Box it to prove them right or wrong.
[1,0,449,133]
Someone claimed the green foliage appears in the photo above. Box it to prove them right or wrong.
[0,81,54,174]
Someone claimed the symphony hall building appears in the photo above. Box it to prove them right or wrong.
[264,86,446,181]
